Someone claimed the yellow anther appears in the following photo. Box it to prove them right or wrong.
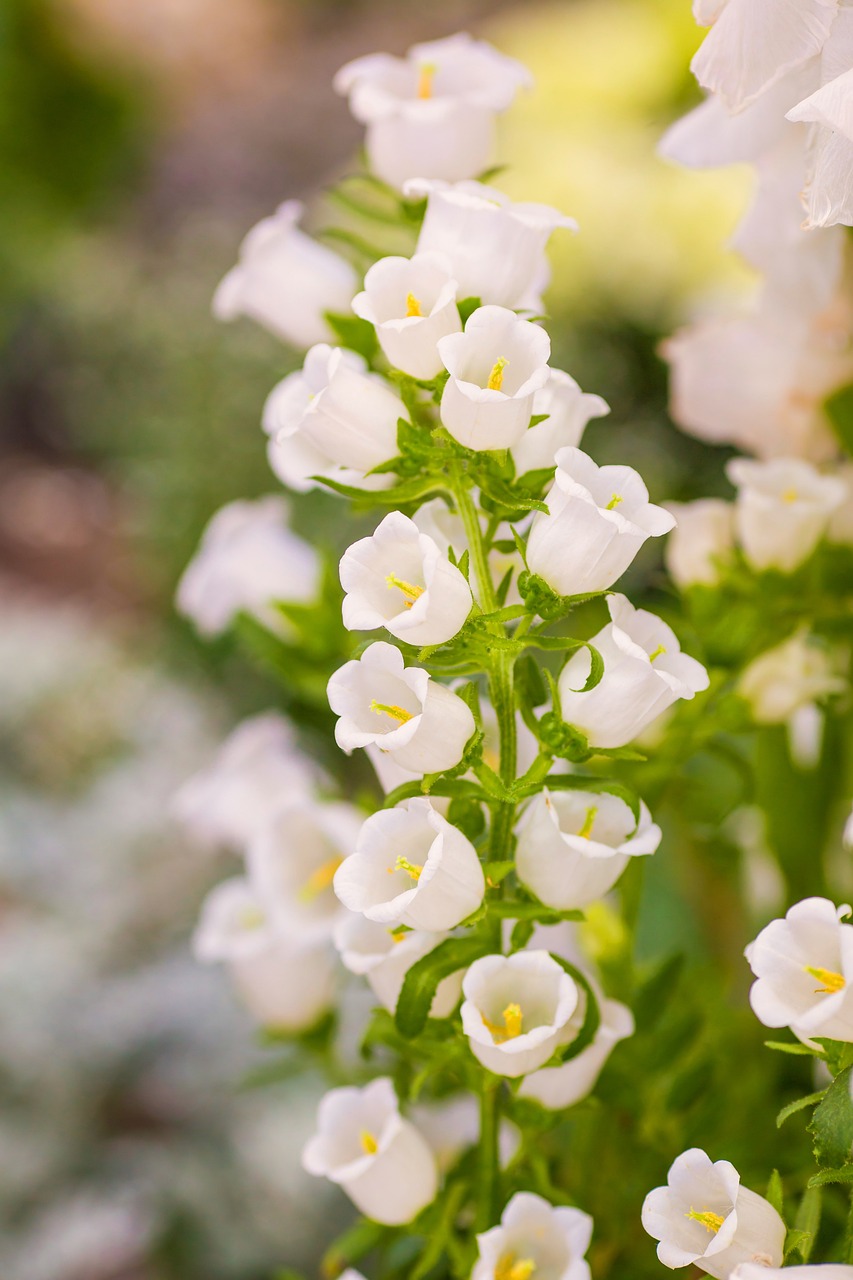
[298,857,342,903]
[482,1002,524,1043]
[417,61,436,99]
[577,806,598,839]
[496,1255,537,1280]
[605,493,623,510]
[805,964,845,994]
[386,573,425,609]
[405,292,423,318]
[370,700,413,724]
[392,855,423,882]
[360,1130,379,1155]
[238,905,266,930]
[487,357,508,391]
[686,1209,725,1235]
[649,644,667,662]
[782,488,799,503]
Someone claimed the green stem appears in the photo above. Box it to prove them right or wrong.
[489,649,518,860]
[477,1081,501,1230]
[453,475,498,613]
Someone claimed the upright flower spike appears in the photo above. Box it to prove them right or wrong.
[745,896,853,1042]
[327,641,476,775]
[726,457,845,572]
[334,33,532,190]
[642,1148,786,1279]
[339,511,472,647]
[519,996,635,1110]
[333,797,485,932]
[351,252,462,379]
[664,499,735,590]
[515,789,661,911]
[473,1191,593,1280]
[212,200,357,349]
[461,950,580,1078]
[437,305,551,451]
[559,595,709,749]
[302,1077,438,1225]
[511,369,610,477]
[406,178,577,309]
[526,447,675,596]
[333,915,463,1017]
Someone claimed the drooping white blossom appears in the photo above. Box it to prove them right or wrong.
[511,370,610,477]
[788,66,853,227]
[726,457,845,572]
[334,34,532,190]
[175,497,320,638]
[519,996,635,1110]
[526,447,675,596]
[642,1148,786,1278]
[473,1191,593,1280]
[339,511,472,646]
[213,201,357,348]
[327,642,476,774]
[745,896,853,1042]
[738,632,845,725]
[302,1077,438,1224]
[334,798,485,932]
[515,789,661,911]
[333,914,463,1017]
[461,950,580,1078]
[351,252,462,378]
[559,595,709,749]
[664,499,735,589]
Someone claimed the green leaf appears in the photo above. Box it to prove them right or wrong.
[382,778,487,808]
[510,918,536,952]
[633,954,685,1031]
[487,900,585,923]
[776,1089,827,1129]
[793,1185,821,1263]
[323,309,380,361]
[766,1169,784,1218]
[322,1218,388,1278]
[317,473,448,506]
[809,1065,853,1168]
[809,1166,853,1187]
[477,471,549,516]
[825,382,853,455]
[516,654,547,708]
[765,1039,824,1057]
[784,1229,812,1263]
[396,936,493,1038]
[483,860,515,885]
[548,954,601,1064]
[529,413,550,429]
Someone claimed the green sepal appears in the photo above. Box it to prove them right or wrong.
[766,1169,784,1218]
[776,1089,827,1129]
[547,953,601,1064]
[395,936,495,1038]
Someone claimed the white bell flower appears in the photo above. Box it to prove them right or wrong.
[333,915,463,1017]
[738,632,845,725]
[512,370,610,476]
[407,178,577,309]
[193,877,336,1031]
[526,447,675,596]
[664,499,734,589]
[334,797,485,931]
[173,713,321,850]
[411,1095,520,1173]
[726,457,845,572]
[473,1191,593,1280]
[461,950,580,1078]
[334,33,532,190]
[351,252,462,378]
[745,896,853,1042]
[559,595,710,749]
[788,66,853,227]
[437,306,551,451]
[340,511,472,646]
[327,641,476,775]
[642,1148,786,1278]
[734,1267,853,1279]
[176,497,320,638]
[213,200,357,349]
[515,789,661,911]
[302,1077,438,1225]
[519,996,634,1110]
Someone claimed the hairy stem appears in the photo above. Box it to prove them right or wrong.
[477,1081,501,1231]
[453,475,498,614]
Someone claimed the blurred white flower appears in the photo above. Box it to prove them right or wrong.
[519,996,634,1110]
[333,915,462,1017]
[473,1191,593,1280]
[726,457,845,572]
[788,65,853,227]
[411,1095,520,1173]
[352,251,462,378]
[512,370,610,476]
[213,200,356,348]
[738,632,845,724]
[664,499,734,589]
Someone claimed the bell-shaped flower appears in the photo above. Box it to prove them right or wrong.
[519,996,634,1110]
[193,877,336,1031]
[340,511,472,646]
[745,897,853,1042]
[407,178,577,309]
[642,1148,786,1278]
[726,457,845,572]
[327,642,475,775]
[334,34,531,190]
[176,497,320,638]
[473,1191,593,1280]
[526,447,675,596]
[515,789,661,911]
[461,950,580,1078]
[333,915,462,1017]
[334,798,485,931]
[788,68,853,227]
[664,499,734,589]
[738,632,845,724]
[352,252,462,378]
[302,1077,438,1224]
[559,595,709,749]
[213,200,357,349]
[438,305,551,451]
[511,370,610,476]
[733,1267,853,1279]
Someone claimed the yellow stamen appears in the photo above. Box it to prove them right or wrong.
[370,700,413,724]
[360,1130,378,1155]
[577,806,598,839]
[605,493,623,510]
[417,62,436,99]
[482,1002,524,1043]
[649,644,667,662]
[496,1255,537,1280]
[386,573,425,609]
[238,905,266,930]
[298,857,342,903]
[405,292,423,318]
[805,964,845,994]
[686,1209,725,1235]
[391,855,423,882]
[782,488,799,503]
[487,357,508,391]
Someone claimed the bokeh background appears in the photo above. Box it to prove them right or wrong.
[0,1,779,1277]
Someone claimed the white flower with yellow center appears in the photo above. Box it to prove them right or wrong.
[327,641,476,775]
[519,996,634,1110]
[745,896,853,1042]
[339,511,472,647]
[511,370,610,477]
[437,305,551,451]
[213,200,356,349]
[526,447,675,596]
[302,1077,438,1225]
[515,789,661,912]
[726,456,845,573]
[473,1191,593,1280]
[642,1148,786,1278]
[333,797,485,932]
[461,950,580,1078]
[351,252,462,378]
[333,915,463,1017]
[664,499,735,590]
